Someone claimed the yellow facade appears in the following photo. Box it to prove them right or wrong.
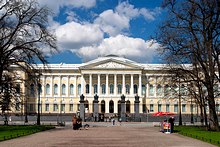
[10,55,220,115]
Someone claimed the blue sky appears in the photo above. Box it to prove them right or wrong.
[38,0,164,64]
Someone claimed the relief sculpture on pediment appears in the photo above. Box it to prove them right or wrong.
[95,62,127,68]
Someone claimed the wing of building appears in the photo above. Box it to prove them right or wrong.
[11,55,217,119]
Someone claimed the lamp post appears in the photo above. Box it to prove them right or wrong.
[37,83,41,125]
[190,96,194,124]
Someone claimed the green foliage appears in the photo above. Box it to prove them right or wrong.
[0,125,55,141]
[175,126,220,146]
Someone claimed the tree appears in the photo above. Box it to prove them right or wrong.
[0,0,56,119]
[0,72,20,125]
[157,0,220,131]
[0,0,57,86]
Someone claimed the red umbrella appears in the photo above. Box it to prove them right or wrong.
[152,112,175,116]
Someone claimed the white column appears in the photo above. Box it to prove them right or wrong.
[138,74,142,96]
[106,74,109,95]
[106,101,109,113]
[89,74,92,96]
[67,76,69,96]
[50,75,53,97]
[42,75,45,97]
[74,76,77,96]
[81,74,84,95]
[131,74,134,95]
[122,74,125,94]
[98,74,100,95]
[114,74,117,95]
[146,76,149,97]
[59,76,61,96]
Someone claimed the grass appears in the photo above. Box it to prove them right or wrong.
[175,126,220,146]
[0,125,55,141]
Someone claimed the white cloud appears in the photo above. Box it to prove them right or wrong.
[77,35,161,63]
[94,10,130,36]
[55,21,104,50]
[94,1,161,36]
[37,0,96,15]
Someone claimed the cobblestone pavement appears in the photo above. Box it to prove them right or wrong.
[0,122,217,147]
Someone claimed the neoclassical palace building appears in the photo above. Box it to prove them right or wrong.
[12,55,219,116]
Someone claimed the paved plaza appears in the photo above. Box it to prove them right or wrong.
[0,122,217,147]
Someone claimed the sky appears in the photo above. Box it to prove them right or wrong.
[37,0,165,64]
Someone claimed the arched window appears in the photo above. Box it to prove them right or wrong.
[86,84,89,94]
[157,84,162,96]
[134,84,138,94]
[126,84,130,94]
[142,84,146,95]
[78,84,81,95]
[101,100,105,113]
[30,84,35,96]
[126,100,130,113]
[118,84,122,94]
[54,84,58,95]
[164,84,170,96]
[62,84,66,95]
[181,84,185,95]
[94,84,97,94]
[149,84,154,96]
[38,84,42,94]
[109,100,114,113]
[110,84,114,94]
[70,84,74,95]
[46,84,50,95]
[102,84,106,94]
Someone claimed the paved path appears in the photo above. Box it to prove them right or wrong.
[0,123,217,147]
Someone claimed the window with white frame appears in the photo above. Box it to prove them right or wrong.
[174,104,178,112]
[158,104,162,112]
[118,84,122,94]
[78,84,81,95]
[142,84,146,95]
[166,104,170,112]
[62,84,66,95]
[46,84,50,95]
[61,104,65,112]
[86,84,89,94]
[182,104,186,112]
[157,84,162,96]
[94,84,97,94]
[126,84,130,94]
[70,84,74,95]
[53,104,58,111]
[54,84,58,95]
[30,84,35,96]
[69,104,73,111]
[134,84,138,94]
[102,84,106,94]
[45,104,49,111]
[150,104,154,112]
[164,84,170,96]
[149,84,154,96]
[110,84,114,94]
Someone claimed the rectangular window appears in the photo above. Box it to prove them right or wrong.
[45,104,49,111]
[174,104,178,112]
[69,104,73,111]
[190,104,193,113]
[158,104,162,112]
[166,104,170,112]
[150,104,154,112]
[149,85,154,96]
[61,104,65,112]
[30,104,34,112]
[182,104,186,112]
[16,103,20,111]
[53,104,58,111]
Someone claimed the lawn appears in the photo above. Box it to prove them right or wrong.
[175,126,220,146]
[0,125,55,141]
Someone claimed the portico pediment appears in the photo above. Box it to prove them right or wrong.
[79,56,143,70]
